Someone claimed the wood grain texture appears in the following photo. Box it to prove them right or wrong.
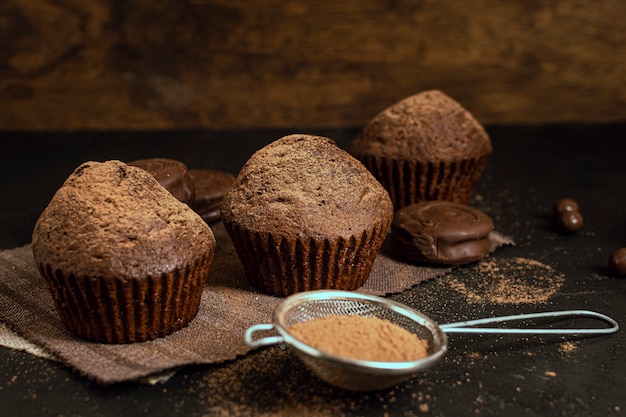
[1,0,625,131]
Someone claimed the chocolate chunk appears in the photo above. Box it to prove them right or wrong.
[608,248,626,277]
[188,169,235,223]
[390,201,494,265]
[128,158,195,204]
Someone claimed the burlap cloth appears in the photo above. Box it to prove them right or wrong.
[0,223,512,385]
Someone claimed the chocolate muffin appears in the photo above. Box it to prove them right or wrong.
[128,158,195,205]
[221,134,394,297]
[31,160,216,343]
[390,201,494,265]
[350,90,492,208]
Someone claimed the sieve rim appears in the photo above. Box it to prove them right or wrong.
[271,290,448,374]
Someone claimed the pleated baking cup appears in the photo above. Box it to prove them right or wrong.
[36,251,213,344]
[353,153,491,209]
[223,220,391,297]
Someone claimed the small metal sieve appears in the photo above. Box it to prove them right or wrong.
[245,290,619,391]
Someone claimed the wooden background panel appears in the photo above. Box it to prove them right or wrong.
[1,0,625,131]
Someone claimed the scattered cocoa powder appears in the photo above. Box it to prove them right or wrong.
[558,341,578,355]
[288,315,430,362]
[446,257,565,305]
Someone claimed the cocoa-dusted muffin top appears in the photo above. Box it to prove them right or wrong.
[32,160,215,279]
[350,90,492,161]
[221,134,393,239]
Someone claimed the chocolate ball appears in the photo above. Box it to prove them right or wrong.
[608,248,626,277]
[556,211,584,233]
[553,198,579,217]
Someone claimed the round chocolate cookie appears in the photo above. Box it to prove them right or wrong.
[391,201,494,265]
[128,158,195,204]
[188,169,235,224]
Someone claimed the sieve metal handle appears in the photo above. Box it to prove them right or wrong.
[439,310,619,335]
[245,323,285,348]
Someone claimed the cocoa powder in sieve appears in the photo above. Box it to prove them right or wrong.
[289,315,430,362]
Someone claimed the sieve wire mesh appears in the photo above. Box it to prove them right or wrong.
[269,291,448,391]
[281,298,436,344]
[246,290,618,391]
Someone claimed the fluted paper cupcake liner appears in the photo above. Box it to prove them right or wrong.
[37,252,213,343]
[354,153,491,209]
[223,220,391,297]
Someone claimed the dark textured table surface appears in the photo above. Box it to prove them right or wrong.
[1,124,625,417]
